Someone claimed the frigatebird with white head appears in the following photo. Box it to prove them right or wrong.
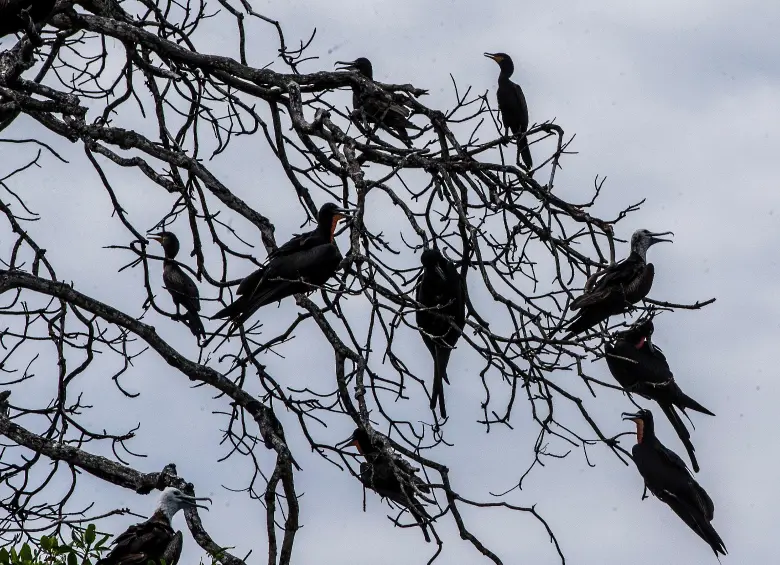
[96,487,211,565]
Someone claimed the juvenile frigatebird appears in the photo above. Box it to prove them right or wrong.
[415,248,466,418]
[484,52,533,170]
[345,427,432,542]
[96,487,212,565]
[211,202,350,327]
[334,57,422,145]
[149,231,205,340]
[606,318,714,472]
[0,0,55,37]
[623,410,727,556]
[564,229,673,339]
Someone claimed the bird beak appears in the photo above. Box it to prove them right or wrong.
[483,52,500,62]
[621,411,642,422]
[647,231,674,246]
[334,207,354,223]
[148,233,164,244]
[335,433,363,454]
[335,60,357,70]
[434,264,447,280]
[181,494,212,511]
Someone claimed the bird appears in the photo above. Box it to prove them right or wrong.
[149,232,205,340]
[346,427,432,542]
[334,57,422,145]
[605,318,714,472]
[415,248,466,418]
[211,202,350,326]
[96,487,212,565]
[564,229,673,339]
[0,0,55,37]
[622,410,727,556]
[484,52,533,170]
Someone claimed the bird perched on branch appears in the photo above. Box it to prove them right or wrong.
[211,202,351,327]
[0,0,55,37]
[484,52,533,170]
[149,231,205,341]
[97,487,212,565]
[564,229,673,339]
[605,318,714,472]
[623,410,727,556]
[335,57,422,146]
[415,248,466,418]
[344,428,432,542]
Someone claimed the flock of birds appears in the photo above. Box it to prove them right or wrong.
[86,54,728,563]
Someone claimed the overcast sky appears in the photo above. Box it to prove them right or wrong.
[1,0,778,563]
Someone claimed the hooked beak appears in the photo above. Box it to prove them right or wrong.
[335,432,363,455]
[148,233,165,244]
[181,494,212,511]
[335,60,357,70]
[647,231,674,246]
[334,207,354,223]
[621,411,642,422]
[483,52,501,62]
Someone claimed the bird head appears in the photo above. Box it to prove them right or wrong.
[616,316,655,350]
[622,409,654,444]
[335,57,373,79]
[156,487,212,521]
[318,202,352,241]
[484,52,515,74]
[336,427,374,457]
[149,231,180,259]
[630,229,673,260]
[420,247,448,280]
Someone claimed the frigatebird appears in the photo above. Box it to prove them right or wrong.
[564,229,673,339]
[0,0,55,37]
[335,57,422,145]
[606,318,714,472]
[211,202,350,326]
[345,428,432,542]
[96,487,212,565]
[623,410,727,556]
[415,248,466,418]
[484,52,533,170]
[149,232,205,340]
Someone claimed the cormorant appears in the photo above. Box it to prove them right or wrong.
[149,232,205,340]
[335,57,421,145]
[484,52,533,170]
[623,410,727,556]
[347,428,432,542]
[564,229,673,339]
[606,318,714,472]
[96,487,212,565]
[0,0,55,37]
[415,248,466,418]
[211,203,350,326]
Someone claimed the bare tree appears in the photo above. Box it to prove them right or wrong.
[0,3,714,564]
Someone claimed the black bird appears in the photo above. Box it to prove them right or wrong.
[564,229,673,339]
[0,0,55,37]
[415,248,466,418]
[484,52,533,170]
[211,203,350,326]
[623,410,727,556]
[335,57,422,145]
[96,487,212,565]
[149,232,205,340]
[606,318,714,472]
[346,428,432,542]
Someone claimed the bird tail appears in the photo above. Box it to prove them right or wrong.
[674,386,716,417]
[409,498,432,543]
[518,137,533,170]
[563,310,599,340]
[660,403,700,473]
[429,347,450,418]
[210,295,248,320]
[668,499,727,556]
[185,309,205,339]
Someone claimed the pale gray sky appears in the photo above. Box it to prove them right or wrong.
[1,0,777,564]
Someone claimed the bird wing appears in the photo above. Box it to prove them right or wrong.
[101,520,174,565]
[570,259,641,310]
[269,229,324,260]
[164,264,200,312]
[657,441,691,475]
[236,266,266,296]
[511,83,529,132]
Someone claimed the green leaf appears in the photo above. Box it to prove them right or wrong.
[85,525,96,546]
[0,548,9,565]
[18,545,31,565]
[67,551,77,565]
[41,536,52,552]
[94,535,110,550]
